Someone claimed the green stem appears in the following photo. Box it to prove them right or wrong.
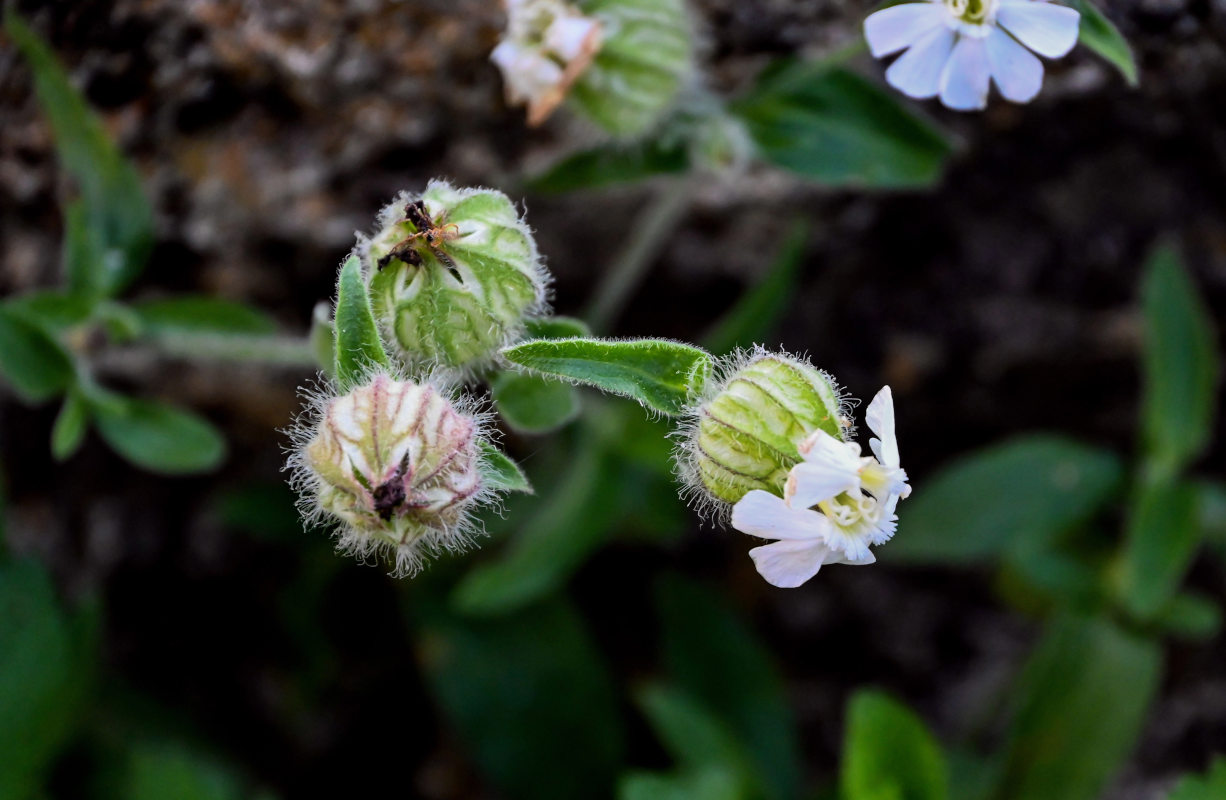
[583,178,694,333]
[142,332,320,368]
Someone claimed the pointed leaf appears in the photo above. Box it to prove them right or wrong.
[92,394,226,474]
[841,691,949,800]
[501,337,712,416]
[1117,478,1202,619]
[527,139,689,193]
[1069,0,1138,87]
[477,440,533,495]
[332,254,389,388]
[734,61,953,188]
[7,11,154,296]
[1139,245,1219,475]
[0,305,76,403]
[51,389,90,461]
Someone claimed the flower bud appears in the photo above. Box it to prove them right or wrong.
[492,0,694,138]
[360,180,550,374]
[676,349,849,514]
[289,373,495,576]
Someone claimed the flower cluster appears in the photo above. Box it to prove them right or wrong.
[731,387,911,588]
[864,0,1080,110]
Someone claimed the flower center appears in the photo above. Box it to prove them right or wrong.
[945,0,996,24]
[816,492,882,535]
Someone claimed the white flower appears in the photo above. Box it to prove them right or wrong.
[863,0,1080,111]
[492,0,603,125]
[730,386,911,588]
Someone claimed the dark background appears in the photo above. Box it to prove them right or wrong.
[2,0,1225,797]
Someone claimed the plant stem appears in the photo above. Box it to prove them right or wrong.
[583,178,694,333]
[141,332,320,368]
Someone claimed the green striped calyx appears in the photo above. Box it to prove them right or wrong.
[570,0,695,138]
[679,350,848,512]
[362,180,550,373]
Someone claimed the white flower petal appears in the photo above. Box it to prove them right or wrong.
[865,386,900,468]
[940,35,991,111]
[997,1,1081,58]
[886,25,956,99]
[833,549,878,567]
[788,461,860,510]
[748,539,833,588]
[731,490,829,541]
[985,27,1044,102]
[864,3,948,58]
[545,16,600,61]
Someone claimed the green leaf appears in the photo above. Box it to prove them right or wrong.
[492,370,580,434]
[525,316,591,340]
[841,691,949,800]
[7,11,154,297]
[413,596,624,800]
[1152,592,1221,641]
[999,615,1162,800]
[733,62,952,189]
[702,221,807,356]
[0,559,94,800]
[131,296,277,336]
[501,337,712,416]
[455,440,616,615]
[332,255,389,389]
[635,684,762,795]
[121,743,246,800]
[1139,244,1219,475]
[51,388,90,461]
[527,139,690,193]
[0,305,76,403]
[656,575,801,800]
[1169,758,1226,800]
[1068,0,1138,87]
[887,436,1124,564]
[1117,479,1202,620]
[92,394,226,474]
[6,289,96,332]
[477,440,533,495]
[618,767,744,800]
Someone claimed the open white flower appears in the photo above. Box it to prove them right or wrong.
[863,0,1080,111]
[730,387,911,588]
[491,0,603,126]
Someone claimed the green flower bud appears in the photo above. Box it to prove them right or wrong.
[570,0,695,138]
[289,372,496,576]
[676,349,850,516]
[361,181,550,374]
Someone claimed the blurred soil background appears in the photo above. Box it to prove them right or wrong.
[2,0,1226,797]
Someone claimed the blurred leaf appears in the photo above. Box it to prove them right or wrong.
[120,743,247,800]
[308,301,335,377]
[7,11,154,297]
[492,371,581,435]
[5,289,95,331]
[414,596,624,800]
[999,615,1161,800]
[525,316,591,340]
[0,559,94,800]
[1140,245,1219,475]
[887,436,1123,564]
[702,221,807,356]
[502,337,712,416]
[733,62,952,188]
[1152,592,1221,641]
[1068,0,1138,87]
[213,483,306,543]
[945,750,1000,800]
[528,140,690,193]
[619,767,745,800]
[92,394,226,474]
[841,691,949,800]
[455,441,616,615]
[1169,758,1226,800]
[656,575,801,800]
[1117,479,1202,620]
[477,440,533,496]
[132,296,277,336]
[332,254,389,389]
[51,388,90,461]
[995,547,1104,617]
[635,684,763,796]
[0,305,76,403]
